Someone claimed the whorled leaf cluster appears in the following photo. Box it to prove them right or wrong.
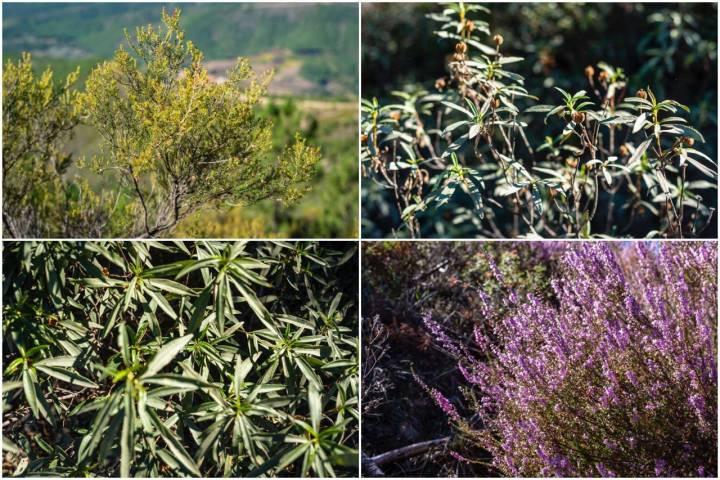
[361,2,717,239]
[2,241,358,477]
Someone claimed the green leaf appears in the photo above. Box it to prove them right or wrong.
[119,323,132,367]
[277,444,310,474]
[141,334,193,378]
[2,435,23,454]
[189,284,212,333]
[22,367,40,419]
[146,278,195,296]
[78,391,122,462]
[142,374,215,390]
[147,409,201,477]
[121,382,135,478]
[215,272,227,335]
[632,112,647,133]
[148,289,177,319]
[628,138,653,167]
[35,365,98,389]
[524,104,554,113]
[295,357,322,390]
[308,384,322,432]
[441,100,474,118]
[34,355,76,368]
[101,299,123,339]
[232,280,276,334]
[174,258,220,279]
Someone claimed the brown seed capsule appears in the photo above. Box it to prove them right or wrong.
[455,42,467,54]
[360,134,368,143]
[453,52,464,62]
[566,156,579,168]
[584,65,595,78]
[493,34,504,46]
[493,98,501,109]
[636,89,647,100]
[465,20,475,33]
[598,71,609,82]
[102,267,110,276]
[435,77,447,90]
[683,136,695,146]
[390,111,401,121]
[572,111,586,124]
[619,144,629,156]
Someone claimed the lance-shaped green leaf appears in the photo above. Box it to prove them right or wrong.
[175,257,220,279]
[146,278,195,296]
[34,355,76,368]
[121,382,135,478]
[35,365,98,389]
[232,279,279,336]
[22,367,40,419]
[140,334,193,379]
[119,323,132,366]
[308,384,322,432]
[78,391,122,462]
[142,373,215,390]
[147,408,201,477]
[188,284,212,333]
[148,289,176,319]
[215,271,227,335]
[295,356,322,390]
[102,299,123,338]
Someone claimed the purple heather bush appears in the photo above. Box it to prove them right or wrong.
[420,242,717,477]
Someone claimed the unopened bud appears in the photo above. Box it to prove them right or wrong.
[584,65,595,78]
[493,34,504,46]
[636,89,647,99]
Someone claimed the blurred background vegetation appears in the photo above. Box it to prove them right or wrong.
[4,2,359,238]
[362,2,717,237]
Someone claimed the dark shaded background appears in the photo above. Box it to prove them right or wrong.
[362,2,718,238]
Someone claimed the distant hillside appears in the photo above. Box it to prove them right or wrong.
[3,2,358,96]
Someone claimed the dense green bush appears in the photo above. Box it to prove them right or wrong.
[2,241,358,477]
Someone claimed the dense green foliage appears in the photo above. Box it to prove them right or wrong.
[175,99,358,238]
[362,2,717,238]
[3,3,358,95]
[3,11,328,238]
[2,241,358,477]
[2,53,119,237]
